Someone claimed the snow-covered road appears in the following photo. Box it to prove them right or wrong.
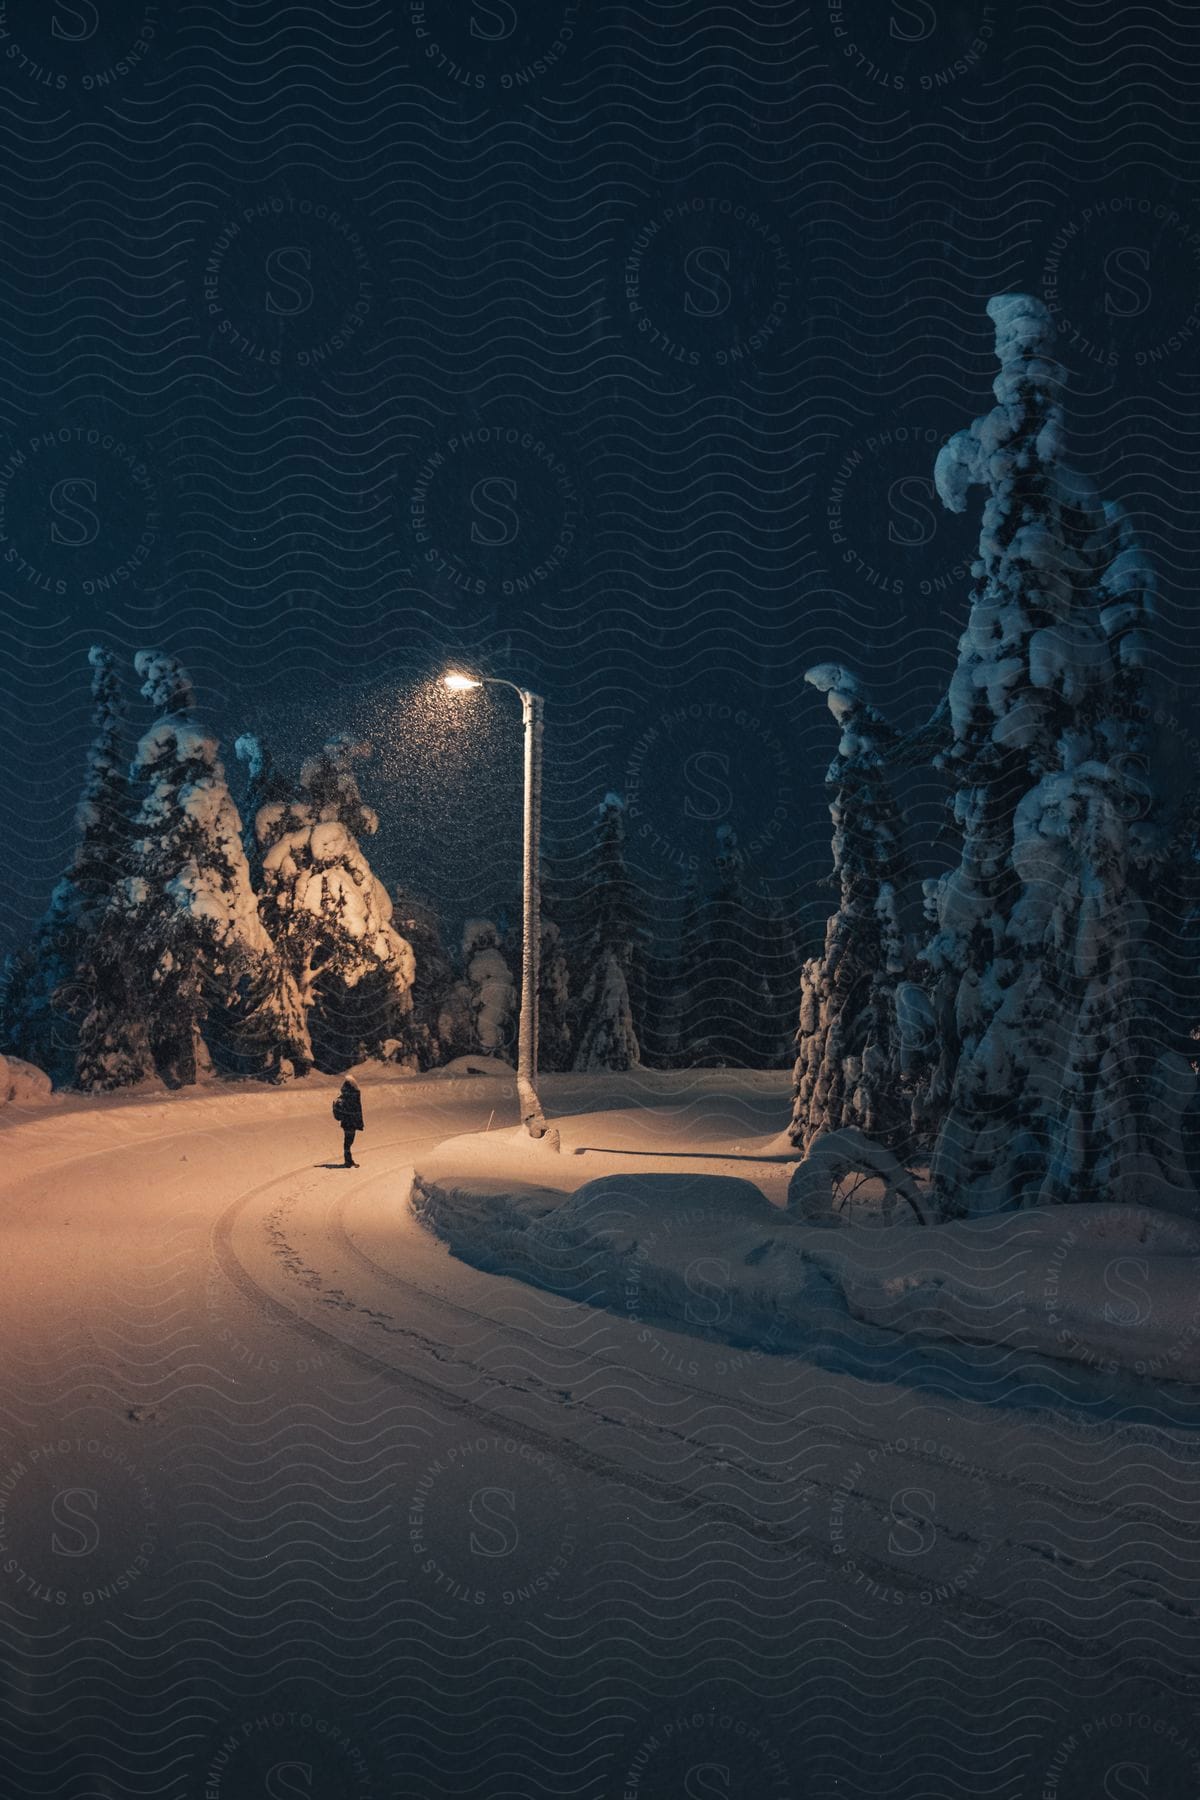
[1,1072,1198,1799]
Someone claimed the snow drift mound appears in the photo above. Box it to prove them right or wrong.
[0,1054,54,1107]
[412,1166,814,1337]
[561,1171,777,1227]
[414,1140,1200,1385]
[822,1204,1200,1384]
[437,1055,514,1078]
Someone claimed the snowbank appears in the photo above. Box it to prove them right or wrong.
[437,1054,514,1078]
[813,1203,1200,1383]
[413,1129,1200,1385]
[0,1054,55,1107]
[412,1165,807,1352]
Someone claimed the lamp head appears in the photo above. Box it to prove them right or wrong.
[442,670,483,693]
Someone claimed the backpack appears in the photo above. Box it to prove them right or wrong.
[332,1098,343,1122]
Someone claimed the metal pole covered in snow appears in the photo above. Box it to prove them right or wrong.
[441,668,552,1141]
[517,686,549,1138]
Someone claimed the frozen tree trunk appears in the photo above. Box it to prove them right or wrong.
[518,689,551,1139]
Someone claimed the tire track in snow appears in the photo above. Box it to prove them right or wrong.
[213,1145,1200,1669]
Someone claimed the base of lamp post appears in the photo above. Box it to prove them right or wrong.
[517,1074,560,1149]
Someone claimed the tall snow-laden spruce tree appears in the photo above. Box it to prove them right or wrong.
[257,736,415,1073]
[394,889,456,1069]
[790,666,913,1150]
[435,976,475,1064]
[635,938,682,1070]
[643,871,704,1071]
[71,648,152,1089]
[679,825,800,1069]
[757,893,806,1069]
[536,917,574,1072]
[114,652,275,1088]
[220,732,314,1077]
[235,734,291,886]
[573,948,640,1072]
[1,647,138,1083]
[461,918,517,1060]
[0,951,37,1067]
[678,826,749,1066]
[503,896,573,1073]
[923,293,1192,1213]
[571,793,644,1072]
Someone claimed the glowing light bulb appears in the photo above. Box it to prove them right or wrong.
[442,671,483,692]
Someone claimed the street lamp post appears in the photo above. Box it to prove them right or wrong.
[442,671,554,1144]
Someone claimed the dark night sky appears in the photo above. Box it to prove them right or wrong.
[2,0,1199,956]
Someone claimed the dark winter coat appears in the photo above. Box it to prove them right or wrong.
[334,1083,364,1132]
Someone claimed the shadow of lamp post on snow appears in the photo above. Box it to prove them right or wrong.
[441,669,559,1148]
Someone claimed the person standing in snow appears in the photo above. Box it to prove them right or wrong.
[332,1076,364,1167]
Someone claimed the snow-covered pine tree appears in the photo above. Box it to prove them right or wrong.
[393,890,455,1068]
[211,733,316,1078]
[633,933,682,1070]
[73,957,150,1091]
[436,974,475,1064]
[644,871,704,1071]
[501,895,573,1074]
[235,734,290,886]
[3,646,146,1089]
[570,793,645,1072]
[72,648,153,1090]
[923,292,1191,1213]
[461,918,517,1060]
[257,736,415,1073]
[753,890,805,1070]
[572,948,640,1072]
[112,651,276,1088]
[670,827,801,1070]
[789,665,912,1152]
[537,916,573,1071]
[677,826,755,1066]
[0,948,40,1069]
[228,763,312,1078]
